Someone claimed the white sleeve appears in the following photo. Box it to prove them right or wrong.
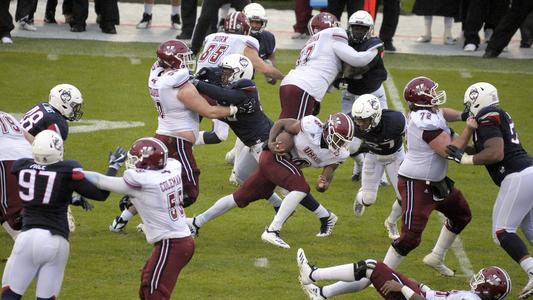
[332,41,378,67]
[83,171,139,197]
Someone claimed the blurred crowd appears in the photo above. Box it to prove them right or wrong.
[1,0,532,58]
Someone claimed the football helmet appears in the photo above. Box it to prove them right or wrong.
[351,94,382,132]
[470,266,511,300]
[224,11,251,35]
[403,76,447,108]
[32,130,64,165]
[348,10,374,43]
[49,84,84,121]
[463,82,499,117]
[308,12,339,35]
[125,137,168,170]
[219,54,254,85]
[156,39,195,70]
[323,112,355,151]
[243,3,267,34]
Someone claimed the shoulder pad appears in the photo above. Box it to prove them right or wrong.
[330,27,349,42]
[11,158,33,174]
[62,160,83,169]
[410,110,441,130]
[301,115,323,136]
[383,110,407,134]
[123,169,143,188]
[477,110,502,126]
[160,68,190,88]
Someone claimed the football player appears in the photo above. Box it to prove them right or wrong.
[279,12,380,120]
[1,130,124,300]
[0,112,32,239]
[446,82,533,299]
[186,113,354,249]
[382,76,472,277]
[84,137,194,300]
[296,248,511,300]
[350,95,405,240]
[19,83,84,232]
[108,39,239,232]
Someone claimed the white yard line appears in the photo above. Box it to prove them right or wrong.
[47,53,58,61]
[129,57,142,65]
[385,76,475,278]
[459,69,473,78]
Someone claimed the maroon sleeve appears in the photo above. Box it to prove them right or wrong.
[422,129,443,143]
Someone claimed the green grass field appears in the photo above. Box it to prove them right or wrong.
[1,38,533,299]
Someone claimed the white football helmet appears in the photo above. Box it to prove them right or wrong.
[351,94,382,132]
[32,130,64,165]
[243,3,268,34]
[49,84,84,121]
[219,54,254,85]
[464,82,499,117]
[348,10,374,43]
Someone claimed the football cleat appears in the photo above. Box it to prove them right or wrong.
[519,274,533,299]
[261,228,290,249]
[384,219,400,240]
[171,14,181,29]
[186,217,200,237]
[109,216,128,232]
[353,198,365,217]
[19,20,37,31]
[299,280,327,300]
[423,253,455,277]
[67,206,76,232]
[136,223,145,233]
[297,248,317,285]
[229,170,239,186]
[351,172,361,182]
[136,13,152,29]
[316,212,337,237]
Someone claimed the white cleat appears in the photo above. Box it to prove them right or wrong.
[185,217,200,237]
[109,216,128,232]
[384,220,400,240]
[353,198,365,217]
[1,36,13,44]
[519,275,533,299]
[261,228,290,249]
[297,248,317,285]
[316,212,337,237]
[225,149,235,165]
[19,21,37,31]
[299,279,327,300]
[423,253,455,277]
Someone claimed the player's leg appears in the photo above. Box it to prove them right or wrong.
[0,160,22,240]
[195,119,230,146]
[383,148,404,240]
[109,201,137,232]
[354,153,384,217]
[34,233,69,299]
[170,0,181,29]
[279,85,317,120]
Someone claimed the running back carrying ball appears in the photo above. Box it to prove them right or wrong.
[274,131,294,154]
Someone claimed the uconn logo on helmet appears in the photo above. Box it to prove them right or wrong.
[469,87,479,102]
[60,90,72,104]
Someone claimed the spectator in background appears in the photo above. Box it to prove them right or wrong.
[365,0,401,52]
[136,0,182,30]
[0,0,14,43]
[15,0,38,31]
[327,0,363,26]
[463,0,510,52]
[292,0,312,39]
[412,0,459,45]
[519,11,533,48]
[67,0,88,32]
[188,0,250,55]
[95,0,119,34]
[44,0,72,24]
[484,0,533,57]
[178,0,197,39]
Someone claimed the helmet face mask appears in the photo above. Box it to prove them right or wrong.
[126,137,169,170]
[470,266,511,300]
[218,54,254,85]
[48,84,84,121]
[323,113,355,151]
[157,39,196,71]
[32,130,64,165]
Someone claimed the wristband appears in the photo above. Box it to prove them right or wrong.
[401,286,415,299]
[460,154,474,165]
[229,105,238,116]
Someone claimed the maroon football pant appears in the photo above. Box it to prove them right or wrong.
[139,236,195,300]
[394,176,472,255]
[233,150,310,207]
[155,134,200,207]
[370,262,423,300]
[0,160,22,230]
[279,84,318,120]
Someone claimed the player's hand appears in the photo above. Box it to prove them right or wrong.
[268,141,288,155]
[316,175,329,192]
[237,97,257,114]
[119,195,132,212]
[445,145,464,164]
[466,117,478,130]
[196,67,223,85]
[380,280,403,295]
[71,195,94,211]
[109,147,127,170]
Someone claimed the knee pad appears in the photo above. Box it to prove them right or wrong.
[392,231,421,256]
[2,288,22,300]
[496,229,530,263]
[445,212,472,234]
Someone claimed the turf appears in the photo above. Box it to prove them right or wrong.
[1,39,533,299]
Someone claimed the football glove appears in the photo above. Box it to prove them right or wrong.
[195,67,223,85]
[71,194,94,211]
[108,147,127,170]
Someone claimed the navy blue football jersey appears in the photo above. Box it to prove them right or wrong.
[344,37,387,95]
[20,103,69,140]
[195,79,273,146]
[251,30,276,60]
[353,109,405,155]
[473,106,533,186]
[11,159,110,239]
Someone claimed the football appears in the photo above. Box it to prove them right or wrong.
[274,131,294,154]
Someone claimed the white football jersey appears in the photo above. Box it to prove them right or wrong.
[123,159,190,244]
[148,63,200,139]
[196,32,260,70]
[290,115,349,168]
[0,111,32,160]
[425,290,481,300]
[281,27,348,101]
[399,109,450,181]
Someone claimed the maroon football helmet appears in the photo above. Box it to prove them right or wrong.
[224,11,251,35]
[156,39,195,70]
[470,266,511,300]
[308,12,339,35]
[323,112,355,151]
[403,76,447,108]
[126,137,168,170]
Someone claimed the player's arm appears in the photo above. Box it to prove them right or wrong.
[379,280,425,300]
[449,118,478,150]
[332,41,377,67]
[426,129,453,158]
[23,130,35,143]
[194,80,251,105]
[316,164,339,192]
[267,118,300,153]
[178,82,237,118]
[448,136,504,165]
[244,46,284,81]
[83,171,141,197]
[442,107,467,122]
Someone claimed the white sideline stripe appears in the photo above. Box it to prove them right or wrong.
[47,53,58,61]
[129,57,141,65]
[384,76,475,278]
[459,69,472,78]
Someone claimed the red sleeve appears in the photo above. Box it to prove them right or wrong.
[72,170,85,181]
[422,129,444,143]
